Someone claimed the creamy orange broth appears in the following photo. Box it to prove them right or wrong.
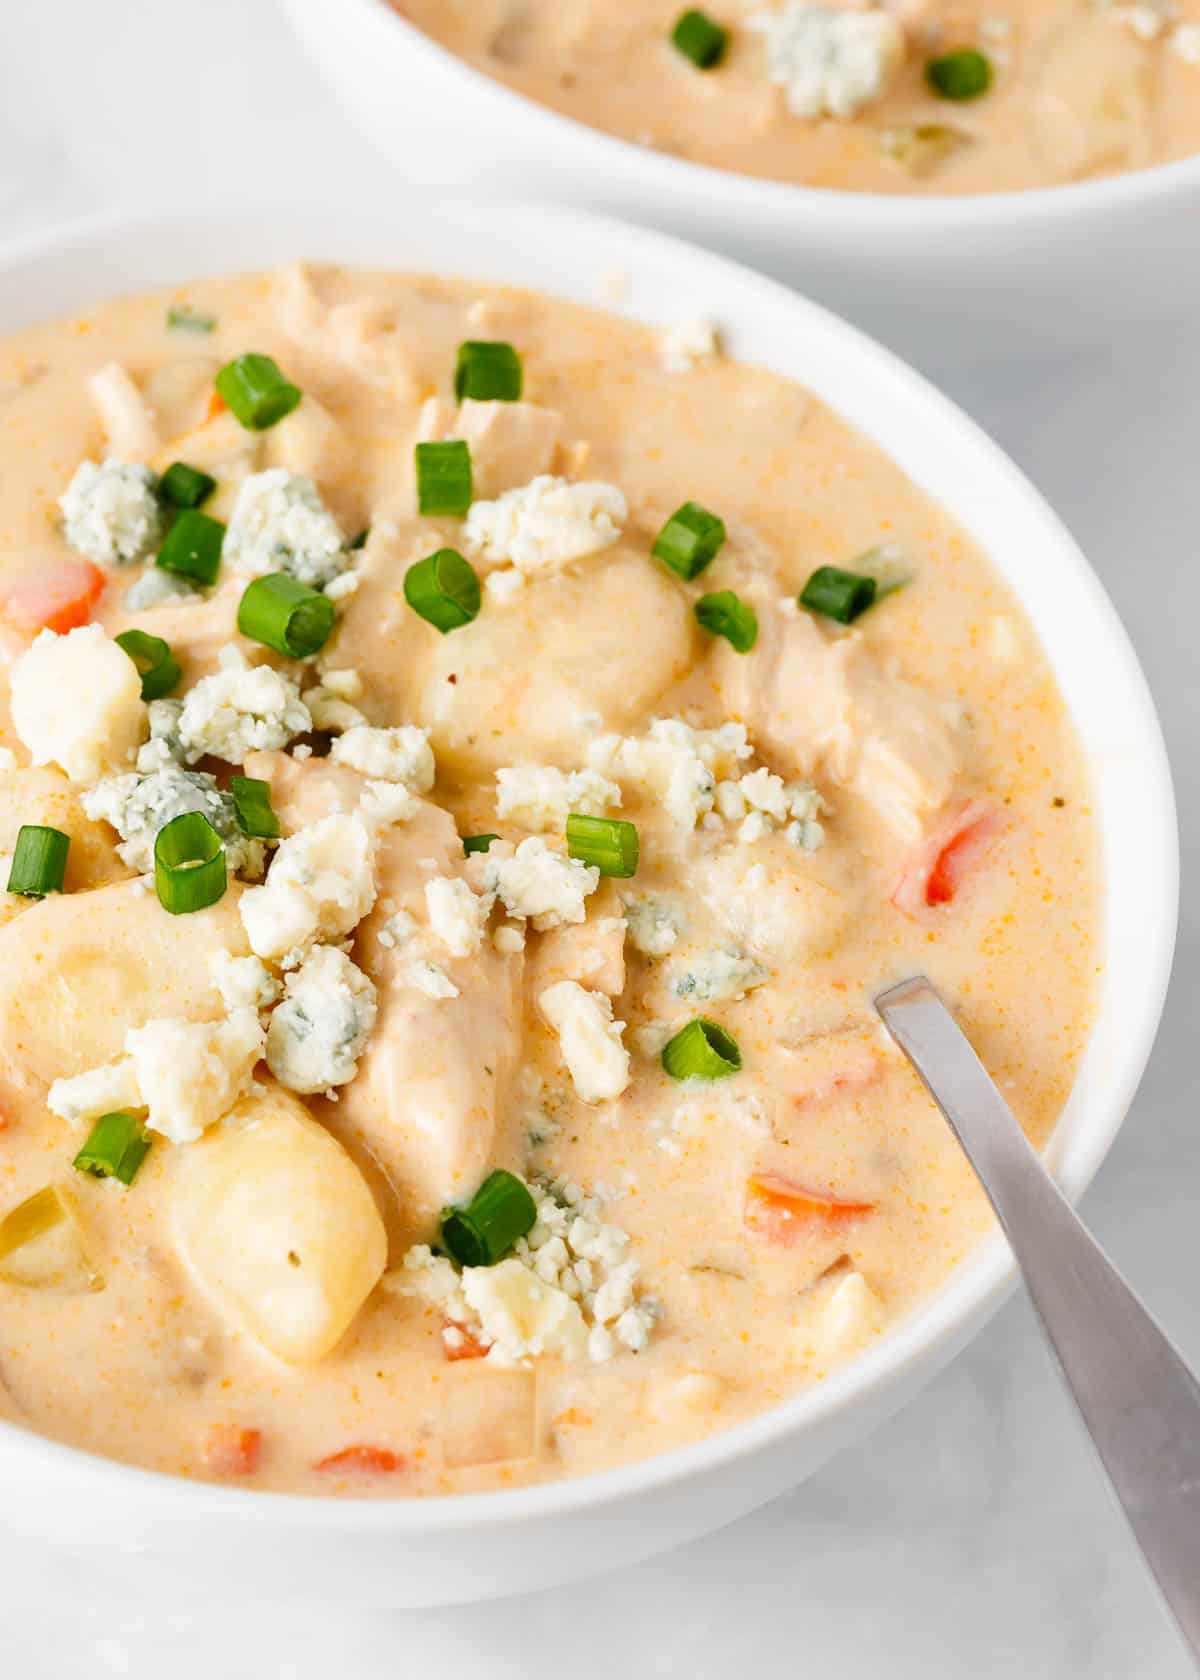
[397,0,1200,193]
[0,266,1099,1495]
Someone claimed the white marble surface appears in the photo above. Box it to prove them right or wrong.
[1,2,1197,1674]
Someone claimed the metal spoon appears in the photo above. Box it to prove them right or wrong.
[875,975,1200,1666]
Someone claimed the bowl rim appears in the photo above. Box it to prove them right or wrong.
[321,0,1200,228]
[0,200,1178,1533]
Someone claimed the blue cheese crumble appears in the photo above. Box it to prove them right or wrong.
[753,4,906,119]
[59,459,164,567]
[224,469,349,588]
[393,1178,656,1365]
[265,945,378,1095]
[82,759,265,877]
[175,650,311,765]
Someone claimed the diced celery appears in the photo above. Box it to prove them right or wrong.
[0,1186,100,1291]
[875,123,969,177]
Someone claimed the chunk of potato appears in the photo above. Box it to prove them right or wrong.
[0,878,249,1115]
[415,550,696,778]
[0,766,128,927]
[172,1082,387,1364]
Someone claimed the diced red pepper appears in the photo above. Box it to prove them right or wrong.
[891,799,1000,915]
[2,559,105,635]
[744,1172,875,1247]
[203,389,227,424]
[443,1320,490,1362]
[203,1424,263,1477]
[314,1445,405,1475]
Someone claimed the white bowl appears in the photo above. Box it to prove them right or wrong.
[282,0,1200,369]
[0,202,1176,1607]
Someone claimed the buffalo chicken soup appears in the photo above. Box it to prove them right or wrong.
[396,0,1200,193]
[0,265,1100,1494]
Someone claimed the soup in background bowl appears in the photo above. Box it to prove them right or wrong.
[0,205,1174,1606]
[397,0,1200,195]
[283,0,1200,364]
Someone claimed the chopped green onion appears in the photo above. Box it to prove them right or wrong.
[799,565,877,625]
[7,825,69,898]
[925,47,992,100]
[114,629,182,701]
[694,589,757,653]
[566,813,639,879]
[661,1017,741,1081]
[156,509,225,586]
[349,527,370,551]
[404,548,481,634]
[416,440,473,517]
[237,572,335,659]
[159,460,217,510]
[166,305,216,335]
[73,1111,152,1188]
[154,811,226,915]
[671,8,729,68]
[230,775,280,840]
[454,341,523,403]
[653,501,726,580]
[215,352,302,431]
[463,833,499,855]
[440,1169,537,1268]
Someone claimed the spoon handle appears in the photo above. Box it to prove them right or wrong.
[876,975,1200,1665]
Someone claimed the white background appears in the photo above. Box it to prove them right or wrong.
[1,2,1197,1674]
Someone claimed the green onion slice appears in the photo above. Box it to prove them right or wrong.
[237,572,335,659]
[230,775,280,840]
[454,341,523,403]
[462,833,499,855]
[652,501,726,580]
[694,589,757,653]
[115,628,182,701]
[661,1017,742,1081]
[440,1169,537,1268]
[156,509,225,586]
[166,305,216,335]
[416,440,473,517]
[215,352,302,431]
[925,47,992,100]
[7,825,69,898]
[403,548,481,634]
[154,811,226,915]
[799,565,877,625]
[73,1111,152,1187]
[671,8,729,68]
[159,460,217,510]
[566,813,639,879]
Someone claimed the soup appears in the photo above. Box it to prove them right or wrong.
[0,265,1099,1493]
[396,0,1200,193]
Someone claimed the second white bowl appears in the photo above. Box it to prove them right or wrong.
[282,0,1200,369]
